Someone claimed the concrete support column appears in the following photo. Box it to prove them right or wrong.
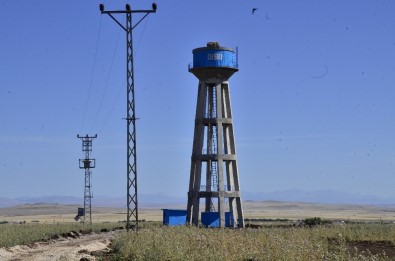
[187,79,244,228]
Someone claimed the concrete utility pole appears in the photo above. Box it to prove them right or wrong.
[99,3,157,231]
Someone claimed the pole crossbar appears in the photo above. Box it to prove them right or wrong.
[101,10,155,14]
[100,3,156,232]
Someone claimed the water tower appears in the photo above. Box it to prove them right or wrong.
[186,42,245,228]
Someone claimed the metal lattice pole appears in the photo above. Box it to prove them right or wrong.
[77,134,97,225]
[100,3,157,231]
[126,11,138,231]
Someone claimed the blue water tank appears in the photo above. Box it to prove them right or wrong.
[201,212,234,228]
[162,209,187,226]
[192,42,238,69]
[189,42,239,81]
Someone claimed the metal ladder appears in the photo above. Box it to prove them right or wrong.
[211,128,218,192]
[209,86,218,212]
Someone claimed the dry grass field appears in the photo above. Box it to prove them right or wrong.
[1,200,394,224]
[0,203,166,224]
[1,201,395,260]
[243,200,395,221]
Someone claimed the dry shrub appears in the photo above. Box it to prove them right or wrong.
[111,224,394,260]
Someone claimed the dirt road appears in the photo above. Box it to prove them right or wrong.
[0,231,118,261]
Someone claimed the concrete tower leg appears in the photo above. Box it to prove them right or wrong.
[215,83,226,227]
[187,82,207,226]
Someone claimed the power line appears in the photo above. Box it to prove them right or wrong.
[80,16,103,133]
[87,12,151,134]
[89,27,122,133]
[135,15,150,54]
[98,79,124,133]
[91,15,150,134]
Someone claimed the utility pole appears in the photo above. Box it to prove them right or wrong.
[77,134,97,225]
[99,3,157,231]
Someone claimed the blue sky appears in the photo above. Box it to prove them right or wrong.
[0,1,394,201]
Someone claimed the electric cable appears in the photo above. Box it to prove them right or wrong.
[98,78,125,133]
[79,15,102,134]
[135,15,150,54]
[97,15,151,133]
[89,27,122,133]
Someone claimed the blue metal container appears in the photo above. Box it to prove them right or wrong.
[201,212,234,227]
[78,207,85,216]
[189,42,239,81]
[162,209,187,226]
[191,42,238,69]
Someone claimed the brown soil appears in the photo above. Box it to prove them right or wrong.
[0,230,119,261]
[348,240,395,258]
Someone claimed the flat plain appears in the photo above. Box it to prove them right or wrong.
[1,201,395,260]
[1,200,394,224]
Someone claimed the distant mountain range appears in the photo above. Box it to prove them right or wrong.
[1,190,394,208]
[243,189,395,206]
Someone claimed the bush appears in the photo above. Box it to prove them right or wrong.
[303,217,330,227]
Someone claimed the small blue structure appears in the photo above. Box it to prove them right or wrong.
[201,212,234,228]
[78,207,85,216]
[162,209,187,226]
[74,207,85,221]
